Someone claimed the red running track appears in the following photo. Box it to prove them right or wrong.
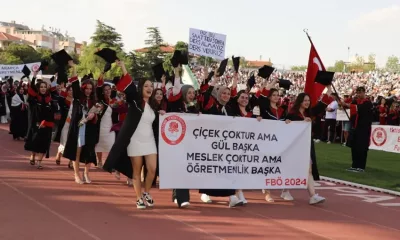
[1,125,400,240]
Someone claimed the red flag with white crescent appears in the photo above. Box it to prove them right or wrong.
[305,41,325,106]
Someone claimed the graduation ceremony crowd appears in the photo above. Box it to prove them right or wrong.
[0,47,389,209]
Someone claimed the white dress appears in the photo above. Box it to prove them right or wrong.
[95,106,115,153]
[127,102,157,157]
[58,105,72,154]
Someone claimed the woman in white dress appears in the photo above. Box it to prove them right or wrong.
[104,61,160,209]
[95,74,116,167]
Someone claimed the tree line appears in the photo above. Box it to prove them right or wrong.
[1,20,399,80]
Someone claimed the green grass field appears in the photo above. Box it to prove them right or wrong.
[315,143,400,192]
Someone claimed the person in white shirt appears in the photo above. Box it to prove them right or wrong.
[322,93,339,143]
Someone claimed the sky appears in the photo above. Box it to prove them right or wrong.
[2,0,400,68]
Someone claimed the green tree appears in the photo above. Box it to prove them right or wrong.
[291,65,307,71]
[2,43,41,63]
[0,51,22,64]
[145,27,164,47]
[91,20,123,50]
[385,55,400,73]
[327,60,346,72]
[78,44,130,79]
[363,53,376,71]
[77,21,132,79]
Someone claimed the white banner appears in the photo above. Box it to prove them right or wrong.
[369,125,400,154]
[158,113,311,189]
[0,62,41,78]
[336,109,350,121]
[188,28,226,60]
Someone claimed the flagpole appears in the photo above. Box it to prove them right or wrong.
[304,28,350,120]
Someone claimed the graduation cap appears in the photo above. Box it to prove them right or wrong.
[216,58,228,76]
[247,74,256,89]
[180,50,189,65]
[278,79,293,90]
[51,49,73,66]
[38,60,49,71]
[152,62,166,82]
[95,48,119,63]
[56,65,68,84]
[22,65,31,77]
[232,56,240,73]
[314,71,335,86]
[170,50,188,68]
[205,70,214,84]
[258,65,275,79]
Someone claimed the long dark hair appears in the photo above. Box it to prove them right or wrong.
[290,93,311,117]
[150,88,166,111]
[137,79,157,110]
[80,79,96,109]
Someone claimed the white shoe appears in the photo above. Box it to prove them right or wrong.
[200,194,212,203]
[181,202,190,208]
[229,195,243,208]
[327,141,331,144]
[237,191,247,204]
[314,139,321,143]
[174,199,190,208]
[309,194,325,205]
[281,190,294,201]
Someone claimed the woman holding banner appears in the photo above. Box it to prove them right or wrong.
[198,65,243,208]
[285,91,328,205]
[164,64,200,208]
[254,78,295,202]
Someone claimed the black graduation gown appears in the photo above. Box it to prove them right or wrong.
[10,94,28,139]
[199,85,236,197]
[63,77,98,165]
[348,99,373,169]
[103,74,159,179]
[24,78,57,157]
[53,94,71,142]
[257,89,288,121]
[285,112,320,181]
[0,91,7,117]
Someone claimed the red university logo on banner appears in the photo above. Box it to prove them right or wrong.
[161,115,186,145]
[371,127,387,146]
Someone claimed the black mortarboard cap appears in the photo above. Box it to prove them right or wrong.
[279,79,293,90]
[232,56,240,73]
[247,74,256,89]
[217,58,228,76]
[56,65,68,84]
[51,49,73,66]
[180,50,188,65]
[205,71,214,84]
[152,62,166,82]
[22,65,31,77]
[38,60,49,71]
[171,50,181,68]
[314,70,335,86]
[95,48,119,63]
[258,65,275,79]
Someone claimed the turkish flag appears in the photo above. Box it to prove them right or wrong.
[305,41,325,106]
